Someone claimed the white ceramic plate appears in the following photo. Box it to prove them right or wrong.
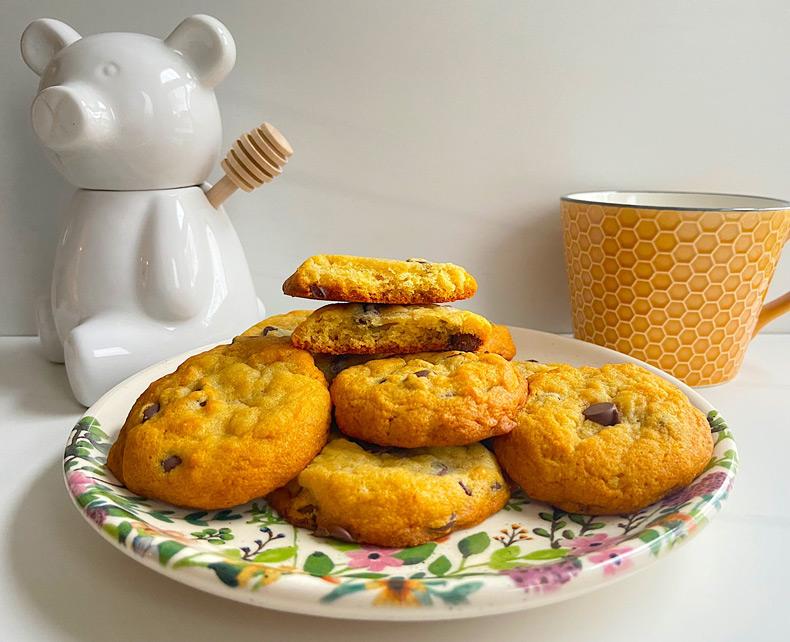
[63,327,737,620]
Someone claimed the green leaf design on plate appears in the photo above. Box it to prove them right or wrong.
[321,581,368,603]
[207,562,242,587]
[431,581,484,605]
[117,521,132,544]
[213,509,243,521]
[532,527,550,538]
[325,540,360,552]
[158,540,186,565]
[458,532,490,558]
[637,529,663,556]
[523,548,569,561]
[393,542,437,565]
[303,551,334,576]
[253,546,297,563]
[184,511,210,526]
[488,545,523,570]
[428,555,452,576]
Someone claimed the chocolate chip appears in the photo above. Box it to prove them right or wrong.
[449,334,482,351]
[309,284,330,299]
[490,481,503,491]
[297,504,317,515]
[582,402,621,426]
[428,513,457,532]
[314,525,355,542]
[362,303,379,313]
[526,359,539,363]
[161,455,181,472]
[433,461,449,476]
[142,403,160,422]
[261,325,278,336]
[414,369,431,378]
[406,258,430,264]
[199,400,207,407]
[458,481,473,496]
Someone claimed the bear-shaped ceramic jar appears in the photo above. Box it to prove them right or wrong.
[22,15,263,406]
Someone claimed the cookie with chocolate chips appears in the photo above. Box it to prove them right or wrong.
[493,363,713,515]
[291,303,492,355]
[331,351,528,447]
[282,254,477,303]
[266,437,509,547]
[106,338,332,509]
[237,310,313,339]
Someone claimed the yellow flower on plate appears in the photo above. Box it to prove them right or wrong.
[367,578,426,607]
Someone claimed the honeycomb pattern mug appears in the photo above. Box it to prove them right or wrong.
[561,191,790,386]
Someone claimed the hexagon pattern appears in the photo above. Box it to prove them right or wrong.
[562,202,790,386]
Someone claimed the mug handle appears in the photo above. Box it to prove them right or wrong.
[753,292,790,333]
[753,230,790,333]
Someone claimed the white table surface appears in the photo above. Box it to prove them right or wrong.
[1,334,788,642]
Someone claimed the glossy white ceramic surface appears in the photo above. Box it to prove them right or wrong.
[21,15,264,406]
[44,187,262,406]
[22,15,235,190]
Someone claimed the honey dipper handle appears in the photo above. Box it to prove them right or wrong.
[205,123,293,210]
[206,174,238,209]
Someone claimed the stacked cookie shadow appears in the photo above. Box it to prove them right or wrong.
[107,255,715,549]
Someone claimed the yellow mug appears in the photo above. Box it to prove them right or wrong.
[561,191,790,386]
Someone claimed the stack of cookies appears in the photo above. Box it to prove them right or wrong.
[263,255,533,546]
[107,254,714,549]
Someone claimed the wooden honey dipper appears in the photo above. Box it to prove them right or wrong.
[206,123,294,209]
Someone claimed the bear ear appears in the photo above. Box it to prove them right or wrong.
[21,19,81,76]
[165,15,236,89]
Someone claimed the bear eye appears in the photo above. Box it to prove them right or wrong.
[100,62,120,77]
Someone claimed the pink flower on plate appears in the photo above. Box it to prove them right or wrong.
[66,470,94,496]
[502,559,582,593]
[87,507,108,526]
[588,547,634,576]
[559,533,622,553]
[346,546,404,572]
[662,471,731,507]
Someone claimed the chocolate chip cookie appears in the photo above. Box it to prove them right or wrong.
[493,363,713,514]
[290,303,492,355]
[266,437,509,547]
[482,324,517,360]
[237,310,312,339]
[331,351,528,447]
[107,338,332,509]
[282,255,477,303]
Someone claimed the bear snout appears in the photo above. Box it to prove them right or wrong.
[31,84,113,151]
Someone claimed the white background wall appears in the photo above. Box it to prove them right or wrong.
[2,0,790,335]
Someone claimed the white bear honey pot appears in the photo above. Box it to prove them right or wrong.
[21,15,292,406]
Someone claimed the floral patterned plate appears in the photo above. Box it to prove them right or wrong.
[63,327,736,620]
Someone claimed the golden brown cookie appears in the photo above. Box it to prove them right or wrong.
[512,360,569,378]
[481,324,517,360]
[237,310,312,339]
[291,303,492,355]
[314,325,516,383]
[267,437,509,547]
[493,363,713,514]
[331,351,528,447]
[282,255,477,303]
[107,338,332,509]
